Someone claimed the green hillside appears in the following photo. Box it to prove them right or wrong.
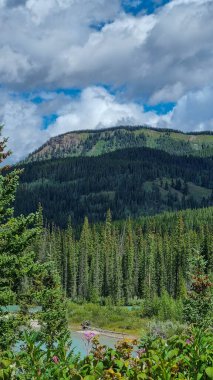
[26,126,213,163]
[15,146,213,226]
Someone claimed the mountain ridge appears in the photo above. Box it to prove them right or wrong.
[26,125,213,163]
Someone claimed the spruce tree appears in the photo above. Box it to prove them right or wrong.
[0,128,68,351]
[66,219,77,299]
[102,210,114,298]
[123,219,134,304]
[0,127,40,350]
[78,217,90,300]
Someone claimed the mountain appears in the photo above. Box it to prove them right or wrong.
[15,146,213,226]
[26,126,213,163]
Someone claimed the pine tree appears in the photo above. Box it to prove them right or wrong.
[102,210,114,298]
[123,219,134,304]
[174,214,187,298]
[113,226,123,304]
[0,127,68,351]
[89,227,101,302]
[66,220,77,299]
[143,234,156,299]
[0,127,40,350]
[77,217,90,300]
[155,236,166,296]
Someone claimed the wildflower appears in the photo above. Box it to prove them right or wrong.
[186,339,192,345]
[83,331,96,342]
[52,355,59,364]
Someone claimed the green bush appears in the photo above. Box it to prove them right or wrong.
[142,292,183,322]
[1,327,213,379]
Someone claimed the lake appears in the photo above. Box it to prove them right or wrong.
[71,331,119,357]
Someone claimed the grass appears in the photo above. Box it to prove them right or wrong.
[67,299,185,337]
[67,302,148,336]
[187,182,212,201]
[143,178,212,203]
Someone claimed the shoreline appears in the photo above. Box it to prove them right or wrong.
[72,326,138,340]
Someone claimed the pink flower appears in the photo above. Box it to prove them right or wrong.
[186,339,192,345]
[52,355,59,364]
[83,331,96,342]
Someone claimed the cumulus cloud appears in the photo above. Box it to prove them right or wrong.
[0,0,212,162]
[48,86,165,136]
[170,87,213,132]
[0,86,169,162]
[0,0,212,103]
[0,91,48,162]
[1,85,213,163]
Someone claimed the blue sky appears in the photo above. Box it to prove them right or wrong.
[122,0,171,15]
[0,0,213,161]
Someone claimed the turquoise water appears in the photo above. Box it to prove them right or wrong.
[14,332,120,358]
[2,306,124,357]
[0,305,42,313]
[71,332,119,357]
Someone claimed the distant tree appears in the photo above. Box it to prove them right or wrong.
[183,181,189,195]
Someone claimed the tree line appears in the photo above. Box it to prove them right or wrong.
[34,207,213,305]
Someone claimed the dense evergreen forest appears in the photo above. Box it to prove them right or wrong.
[26,126,213,163]
[15,146,213,226]
[36,207,213,304]
[1,127,213,378]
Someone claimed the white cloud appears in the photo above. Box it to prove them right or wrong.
[0,0,212,103]
[0,92,48,162]
[170,87,213,132]
[0,45,36,83]
[1,85,213,163]
[48,87,164,137]
[0,87,169,162]
[0,0,213,162]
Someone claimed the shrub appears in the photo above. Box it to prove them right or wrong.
[2,327,213,379]
[142,292,183,322]
[183,252,213,327]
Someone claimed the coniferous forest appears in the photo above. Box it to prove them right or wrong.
[39,207,213,304]
[15,146,213,226]
[1,0,213,376]
[0,128,213,378]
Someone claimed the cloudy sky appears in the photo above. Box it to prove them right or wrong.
[0,0,213,161]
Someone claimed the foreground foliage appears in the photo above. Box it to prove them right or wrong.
[0,127,68,355]
[1,327,213,379]
[1,128,213,379]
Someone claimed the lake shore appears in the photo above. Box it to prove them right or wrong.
[71,324,138,339]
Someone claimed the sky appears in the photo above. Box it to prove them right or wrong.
[0,0,213,162]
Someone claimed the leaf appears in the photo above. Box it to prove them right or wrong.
[206,367,213,379]
[197,374,203,380]
[115,359,124,369]
[95,361,104,371]
[166,348,179,360]
[84,376,96,380]
[0,359,11,369]
[137,374,148,379]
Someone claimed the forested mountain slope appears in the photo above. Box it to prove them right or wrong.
[15,146,213,226]
[26,126,213,162]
